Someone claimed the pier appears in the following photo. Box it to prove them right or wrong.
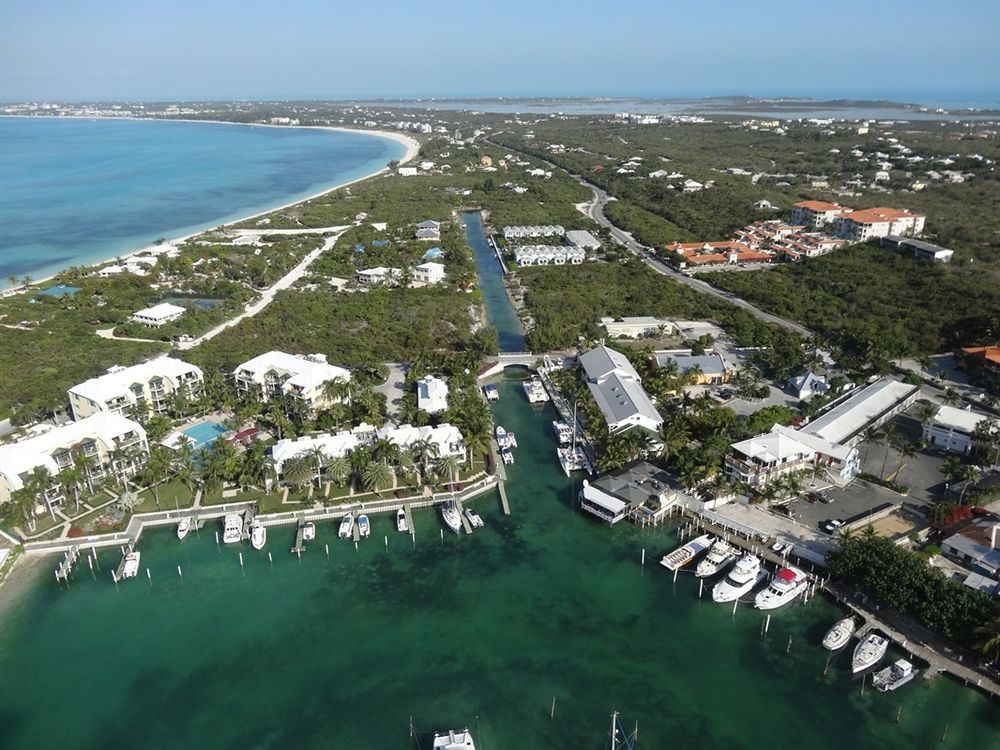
[498,481,511,515]
[290,518,307,554]
[455,499,473,534]
[241,503,257,541]
[403,504,414,535]
[53,545,80,582]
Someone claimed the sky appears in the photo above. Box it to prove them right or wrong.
[2,0,998,105]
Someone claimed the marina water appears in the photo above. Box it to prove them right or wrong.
[0,117,403,285]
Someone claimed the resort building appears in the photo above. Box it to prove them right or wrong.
[503,225,565,241]
[789,200,849,228]
[600,316,675,339]
[512,245,586,266]
[833,207,925,242]
[580,462,680,525]
[653,351,730,385]
[356,267,402,286]
[234,351,351,410]
[960,346,1000,393]
[881,235,954,262]
[664,240,775,269]
[412,262,446,285]
[417,375,449,414]
[579,345,662,435]
[377,423,466,462]
[68,356,204,420]
[923,405,992,456]
[799,378,919,448]
[565,229,602,251]
[131,302,186,327]
[0,413,148,508]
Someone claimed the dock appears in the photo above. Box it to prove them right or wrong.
[352,519,361,543]
[53,545,80,582]
[456,499,473,534]
[241,503,257,541]
[290,518,307,554]
[498,481,511,515]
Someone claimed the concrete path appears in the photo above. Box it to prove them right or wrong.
[373,363,408,421]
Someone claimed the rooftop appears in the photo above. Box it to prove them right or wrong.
[133,302,185,320]
[802,378,919,446]
[69,357,202,403]
[932,405,991,434]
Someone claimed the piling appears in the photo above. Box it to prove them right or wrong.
[550,696,556,719]
[732,599,739,617]
[786,635,792,654]
[88,555,95,579]
[325,544,330,559]
[238,552,244,572]
[641,548,646,567]
[215,531,220,546]
[673,568,679,584]
[384,535,388,550]
[177,565,183,581]
[698,579,704,599]
[146,568,151,584]
[764,614,771,635]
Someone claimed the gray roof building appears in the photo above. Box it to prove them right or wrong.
[579,345,662,435]
[565,229,602,250]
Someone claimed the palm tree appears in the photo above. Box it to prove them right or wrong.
[659,419,691,463]
[349,445,373,489]
[372,437,400,468]
[957,463,983,504]
[880,423,900,480]
[861,426,885,465]
[322,377,352,406]
[143,446,174,507]
[892,441,921,484]
[28,466,58,520]
[8,486,37,532]
[238,442,271,490]
[463,428,490,467]
[362,461,393,494]
[941,388,961,407]
[282,455,315,489]
[409,438,439,485]
[327,456,351,487]
[310,447,330,488]
[973,616,1000,663]
[436,454,461,488]
[56,463,84,511]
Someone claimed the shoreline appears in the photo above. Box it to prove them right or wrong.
[0,116,419,292]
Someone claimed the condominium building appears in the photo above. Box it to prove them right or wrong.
[579,345,662,435]
[833,207,925,242]
[0,413,148,507]
[234,351,351,410]
[503,225,565,241]
[512,245,586,266]
[67,357,204,420]
[789,200,849,228]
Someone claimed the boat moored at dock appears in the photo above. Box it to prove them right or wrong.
[659,533,713,571]
[501,449,514,465]
[872,659,919,691]
[357,514,371,538]
[432,728,476,749]
[552,420,573,445]
[301,522,316,541]
[695,538,737,578]
[338,514,354,540]
[250,518,266,550]
[396,507,408,533]
[852,632,889,674]
[177,517,191,540]
[441,501,463,534]
[495,424,517,450]
[523,376,549,403]
[483,383,500,401]
[557,445,589,476]
[222,513,243,544]
[822,617,857,651]
[112,549,141,583]
[465,507,484,528]
[754,566,808,610]
[712,553,767,602]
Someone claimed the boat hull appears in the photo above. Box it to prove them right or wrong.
[712,568,767,603]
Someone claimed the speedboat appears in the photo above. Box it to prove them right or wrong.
[177,517,191,540]
[465,507,484,528]
[659,534,713,571]
[432,728,476,749]
[113,550,141,582]
[302,522,316,541]
[712,553,767,602]
[338,513,354,539]
[222,513,243,544]
[357,514,370,538]
[695,539,737,578]
[495,425,508,446]
[552,420,573,445]
[872,659,919,691]
[852,632,889,674]
[250,518,266,550]
[396,507,408,533]
[441,501,462,533]
[501,449,514,465]
[754,566,809,610]
[822,617,857,651]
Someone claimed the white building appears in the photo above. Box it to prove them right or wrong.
[503,225,564,241]
[131,302,186,327]
[789,200,849,228]
[787,371,830,401]
[801,378,919,448]
[579,345,662,435]
[924,405,992,456]
[412,262,446,285]
[565,229,602,251]
[68,357,204,420]
[833,207,926,242]
[357,267,402,286]
[234,351,351,410]
[0,413,148,507]
[512,245,586,266]
[417,375,449,414]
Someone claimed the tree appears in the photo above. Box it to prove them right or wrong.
[973,616,1000,663]
[879,423,900,480]
[27,466,58,520]
[282,455,315,489]
[362,461,393,494]
[892,440,921,485]
[327,456,351,487]
[436,454,461,487]
[861,426,884,467]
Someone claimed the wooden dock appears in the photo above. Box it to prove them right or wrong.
[498,481,511,515]
[403,504,414,536]
[53,545,80,582]
[352,519,361,543]
[456,499,473,534]
[290,519,307,554]
[241,503,257,541]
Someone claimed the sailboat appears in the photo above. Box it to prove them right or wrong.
[558,399,589,475]
[608,711,637,750]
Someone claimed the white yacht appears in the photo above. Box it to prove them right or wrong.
[176,517,191,540]
[432,728,476,749]
[465,507,484,528]
[523,376,549,403]
[695,539,737,578]
[822,617,857,651]
[659,533,713,571]
[338,513,354,539]
[250,518,266,550]
[557,446,588,476]
[495,425,517,450]
[222,513,243,544]
[754,566,809,610]
[441,501,462,534]
[357,514,371,538]
[113,550,141,582]
[872,659,919,691]
[712,553,767,602]
[396,507,408,533]
[852,632,889,674]
[552,420,573,445]
[301,522,316,541]
[501,449,514,465]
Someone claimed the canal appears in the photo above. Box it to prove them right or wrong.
[461,211,526,352]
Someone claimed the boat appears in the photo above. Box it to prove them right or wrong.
[501,449,514,465]
[695,538,737,578]
[338,513,354,539]
[872,659,919,691]
[659,533,713,571]
[523,376,550,403]
[495,425,517,450]
[557,445,588,476]
[112,550,141,582]
[176,517,191,540]
[483,383,500,401]
[754,566,809,610]
[396,507,408,533]
[852,632,890,674]
[357,514,370,538]
[712,553,768,602]
[250,518,266,550]
[222,513,243,544]
[465,507,484,528]
[301,522,316,541]
[552,420,573,445]
[441,501,462,533]
[432,728,475,749]
[822,617,857,651]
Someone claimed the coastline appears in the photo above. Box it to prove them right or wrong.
[0,116,419,292]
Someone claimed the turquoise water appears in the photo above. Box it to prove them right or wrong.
[462,211,525,352]
[0,117,404,285]
[37,284,81,297]
[182,420,227,451]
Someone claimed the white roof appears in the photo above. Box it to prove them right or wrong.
[581,482,628,515]
[133,302,185,320]
[803,378,918,445]
[933,405,990,433]
[0,413,145,491]
[565,229,601,247]
[271,428,365,474]
[414,262,445,273]
[377,423,464,455]
[235,351,350,390]
[69,357,202,403]
[417,376,449,413]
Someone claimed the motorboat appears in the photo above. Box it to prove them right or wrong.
[250,518,266,550]
[695,539,737,578]
[712,553,767,603]
[552,420,573,445]
[659,533,713,571]
[357,514,371,538]
[523,376,549,403]
[483,383,500,401]
[301,522,316,541]
[822,617,857,651]
[113,550,141,582]
[441,501,462,533]
[465,507,484,528]
[338,513,354,540]
[222,513,243,544]
[501,449,514,465]
[872,659,919,691]
[176,517,191,540]
[754,566,809,610]
[396,507,408,533]
[852,632,890,674]
[432,728,476,749]
[495,425,516,450]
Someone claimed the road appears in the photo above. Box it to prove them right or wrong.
[489,139,813,338]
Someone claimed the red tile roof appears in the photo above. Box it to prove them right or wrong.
[838,206,922,224]
[963,346,1000,365]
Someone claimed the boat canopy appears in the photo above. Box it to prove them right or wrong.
[777,568,797,582]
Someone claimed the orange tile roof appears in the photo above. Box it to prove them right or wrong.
[685,253,729,266]
[794,200,846,212]
[963,346,1000,365]
[839,206,923,224]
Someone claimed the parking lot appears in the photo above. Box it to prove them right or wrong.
[786,479,905,535]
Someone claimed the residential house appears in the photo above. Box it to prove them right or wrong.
[942,519,1000,577]
[234,351,351,410]
[579,462,680,525]
[131,302,186,327]
[923,405,992,456]
[357,267,402,286]
[654,350,730,385]
[415,220,441,241]
[579,345,663,435]
[417,375,449,414]
[68,357,204,420]
[787,371,830,401]
[412,262,446,285]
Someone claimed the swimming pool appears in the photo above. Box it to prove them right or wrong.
[182,420,227,451]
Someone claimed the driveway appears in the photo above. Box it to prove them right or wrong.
[375,363,408,422]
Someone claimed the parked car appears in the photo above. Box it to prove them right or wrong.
[821,519,845,534]
[809,490,834,504]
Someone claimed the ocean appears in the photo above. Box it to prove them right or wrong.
[0,117,404,286]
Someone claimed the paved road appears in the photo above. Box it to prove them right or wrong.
[489,139,813,338]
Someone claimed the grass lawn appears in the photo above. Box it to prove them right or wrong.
[138,479,195,511]
[71,506,128,535]
[26,512,64,536]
